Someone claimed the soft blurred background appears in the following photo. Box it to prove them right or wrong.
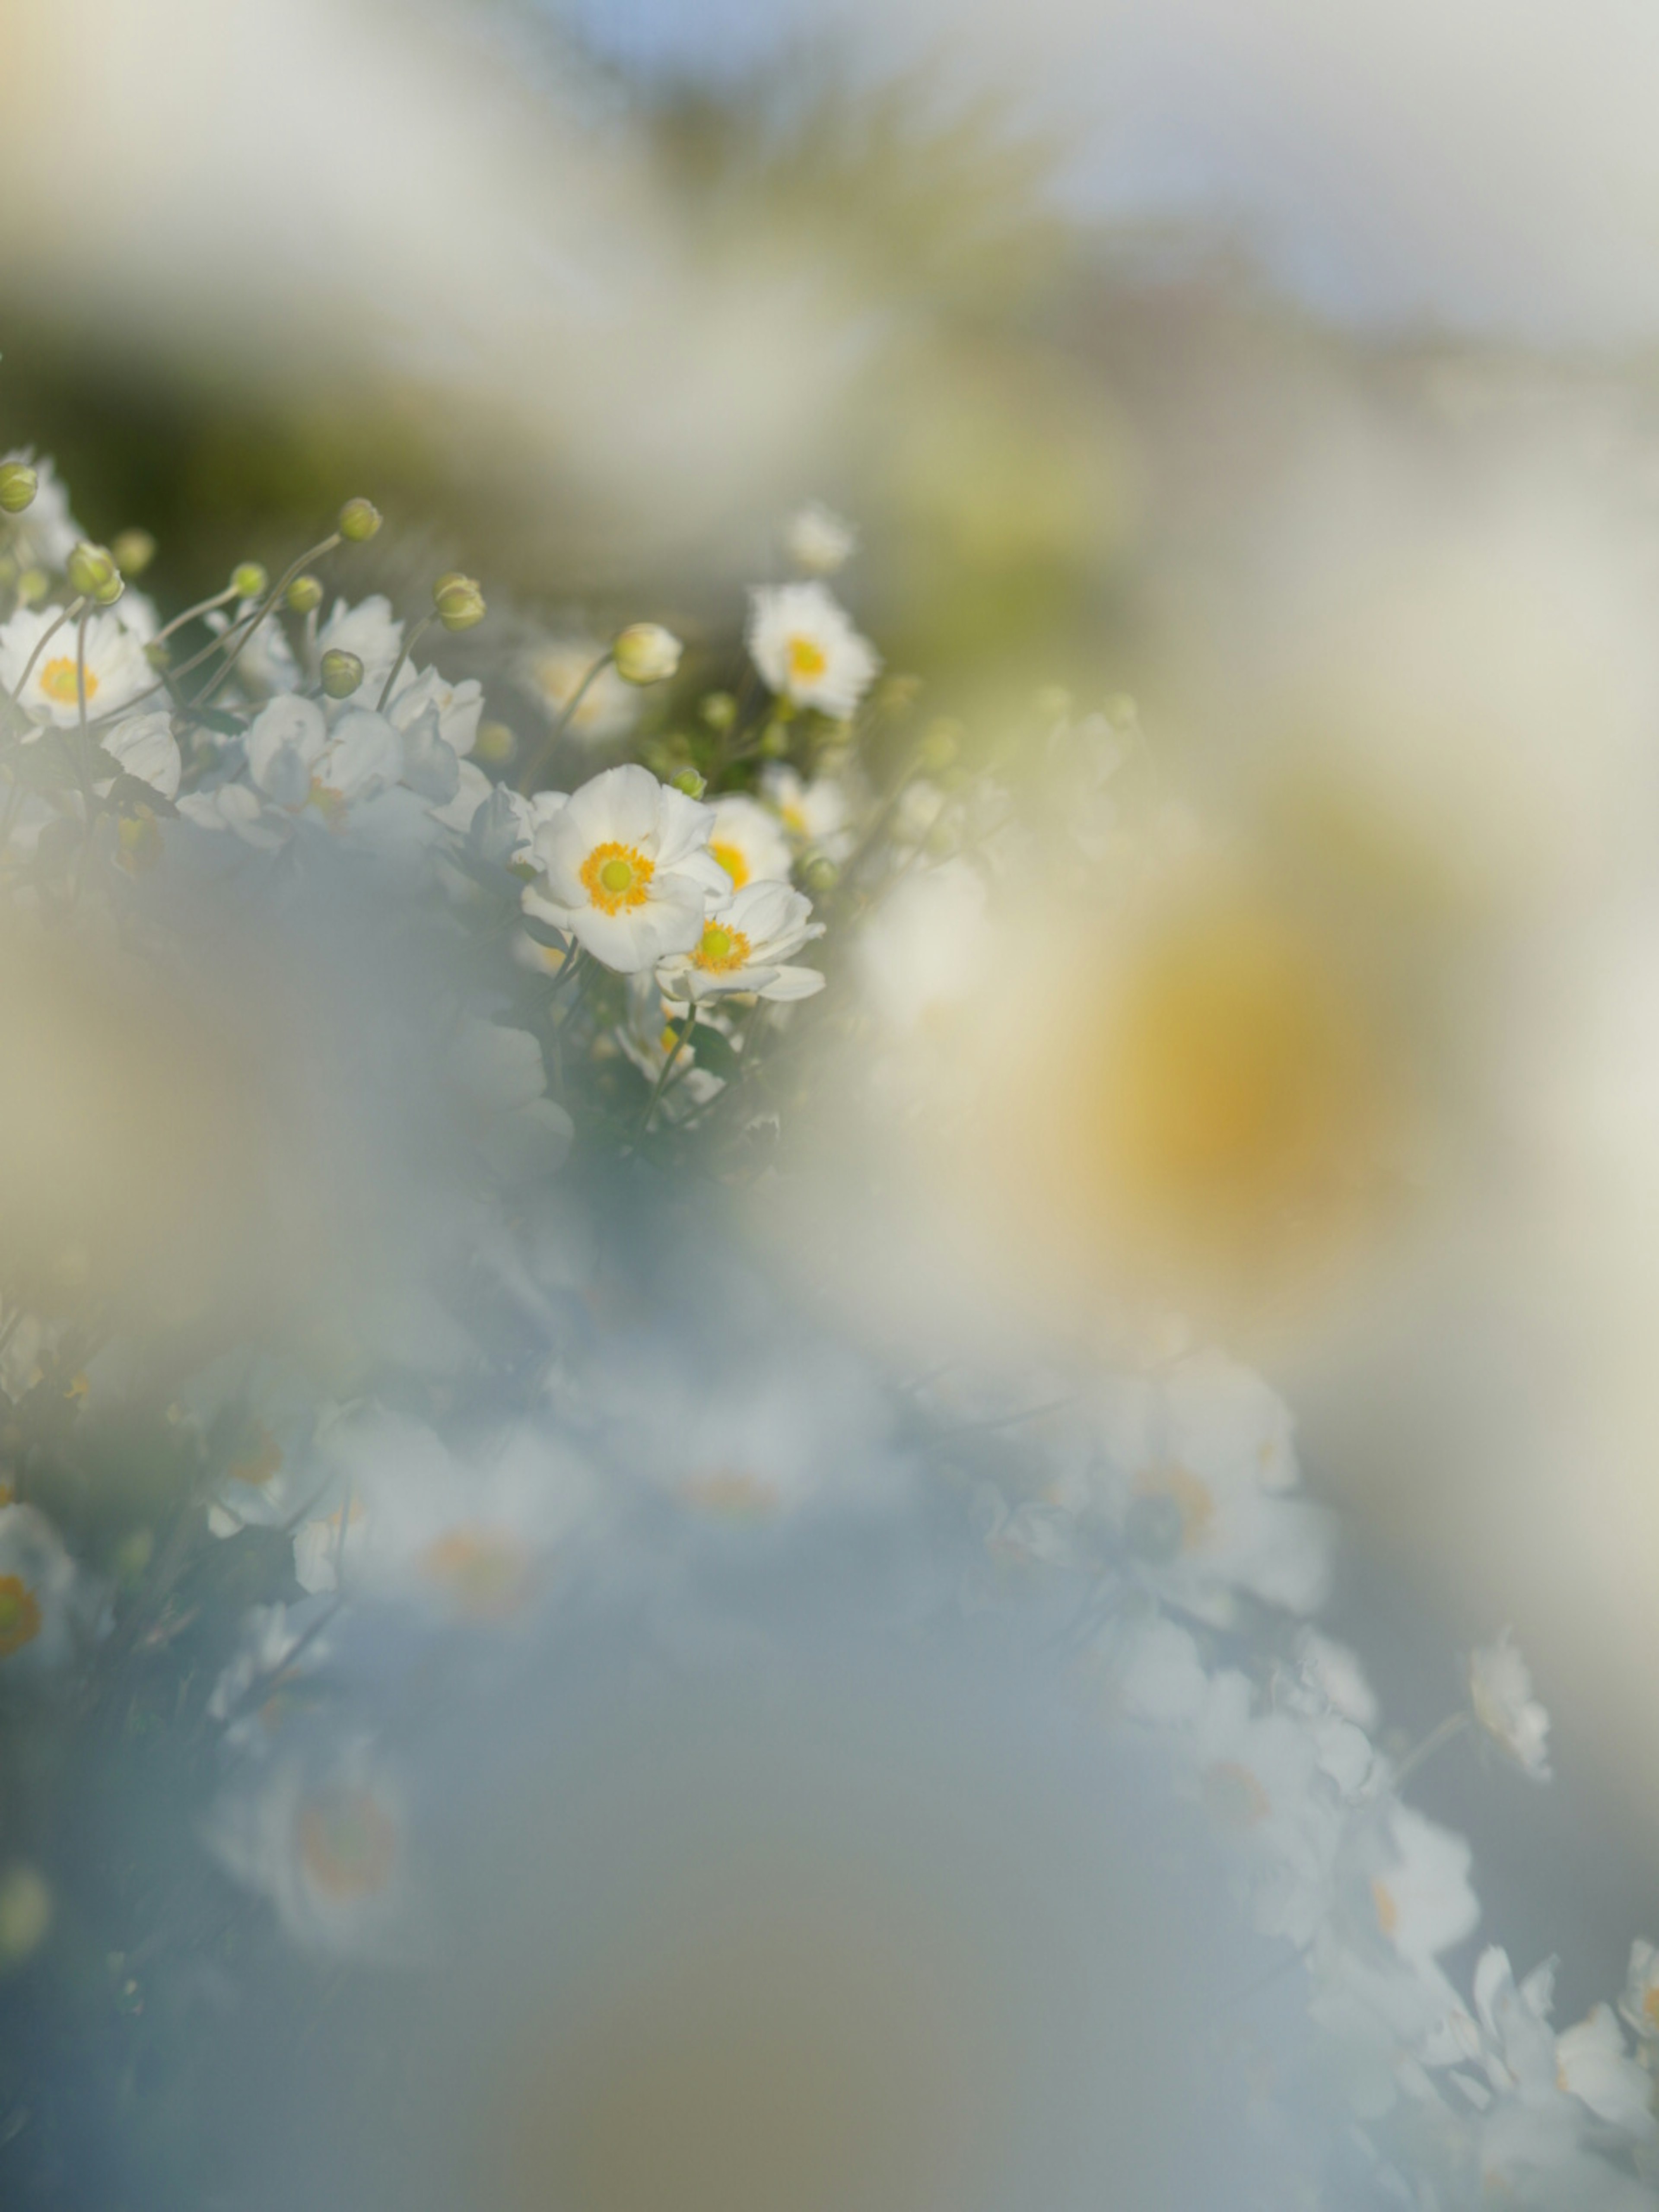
[7,0,1659,2027]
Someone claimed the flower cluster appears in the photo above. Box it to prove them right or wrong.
[0,455,1646,2211]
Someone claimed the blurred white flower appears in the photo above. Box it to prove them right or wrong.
[760,762,855,859]
[747,582,880,719]
[784,500,858,575]
[525,762,727,972]
[385,662,483,758]
[1188,1669,1338,1944]
[1468,1630,1552,1780]
[205,1738,412,1958]
[855,858,991,1035]
[1555,2004,1655,2134]
[1290,1628,1380,1731]
[521,635,638,746]
[0,1505,99,1676]
[1366,1802,1480,1974]
[293,1496,370,1596]
[0,604,150,728]
[1059,1353,1329,1625]
[1620,1939,1659,2042]
[206,1598,336,1752]
[100,709,181,801]
[707,792,792,890]
[656,879,825,1005]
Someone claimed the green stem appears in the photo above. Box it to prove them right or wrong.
[375,607,436,714]
[518,649,613,795]
[1392,1710,1472,1789]
[640,1003,697,1131]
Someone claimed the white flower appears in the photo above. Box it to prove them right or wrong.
[245,694,403,819]
[707,793,792,890]
[1187,1669,1340,1945]
[1365,1803,1480,1974]
[316,1411,596,1624]
[612,622,682,685]
[761,763,855,859]
[1555,2005,1655,2134]
[747,582,880,719]
[784,500,858,575]
[1468,1630,1551,1780]
[1057,1352,1330,1625]
[385,661,484,758]
[100,709,181,801]
[0,604,150,728]
[293,1497,371,1595]
[0,1505,99,1675]
[204,599,300,698]
[521,634,638,745]
[524,763,727,973]
[317,595,404,699]
[855,858,992,1034]
[1290,1628,1380,1731]
[204,1739,413,1958]
[1106,1611,1210,1729]
[655,879,826,1005]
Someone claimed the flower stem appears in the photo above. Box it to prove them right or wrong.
[640,1004,697,1132]
[518,649,613,795]
[375,608,437,713]
[1392,1709,1472,1789]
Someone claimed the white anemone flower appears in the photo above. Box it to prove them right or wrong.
[100,709,181,801]
[1620,1940,1659,2043]
[656,879,825,1006]
[707,793,792,890]
[1555,2005,1656,2135]
[617,976,729,1110]
[524,763,726,973]
[1468,1630,1552,1780]
[1364,1803,1481,1975]
[385,662,483,758]
[784,499,858,575]
[747,581,880,719]
[520,634,638,745]
[1187,1669,1341,1946]
[245,694,403,821]
[760,763,855,860]
[0,1505,99,1676]
[0,604,151,729]
[205,1739,413,1959]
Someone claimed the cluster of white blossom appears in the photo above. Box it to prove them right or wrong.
[0,448,1646,2209]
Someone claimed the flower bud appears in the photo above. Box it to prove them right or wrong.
[320,648,364,699]
[338,496,382,543]
[699,690,737,733]
[802,853,839,895]
[286,573,323,614]
[758,721,791,759]
[232,562,268,600]
[67,541,120,601]
[0,463,38,515]
[613,622,682,686]
[16,568,47,607]
[112,528,156,578]
[474,720,515,766]
[669,765,706,800]
[918,717,961,774]
[433,572,486,631]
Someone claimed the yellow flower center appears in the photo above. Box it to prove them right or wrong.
[0,1574,42,1658]
[1135,1463,1215,1551]
[693,922,753,975]
[580,840,654,914]
[229,1424,283,1487]
[298,1785,398,1901]
[787,635,828,683]
[710,840,750,889]
[1202,1760,1270,1833]
[680,1468,780,1520]
[39,656,98,708]
[419,1529,534,1622]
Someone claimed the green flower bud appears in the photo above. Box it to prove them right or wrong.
[613,621,682,686]
[338,496,382,543]
[802,853,839,895]
[699,690,737,733]
[232,561,269,600]
[669,765,706,799]
[112,528,155,578]
[758,720,791,759]
[433,572,485,631]
[16,568,47,607]
[474,720,515,766]
[918,717,961,774]
[320,648,364,699]
[67,541,120,601]
[286,573,323,614]
[0,463,38,516]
